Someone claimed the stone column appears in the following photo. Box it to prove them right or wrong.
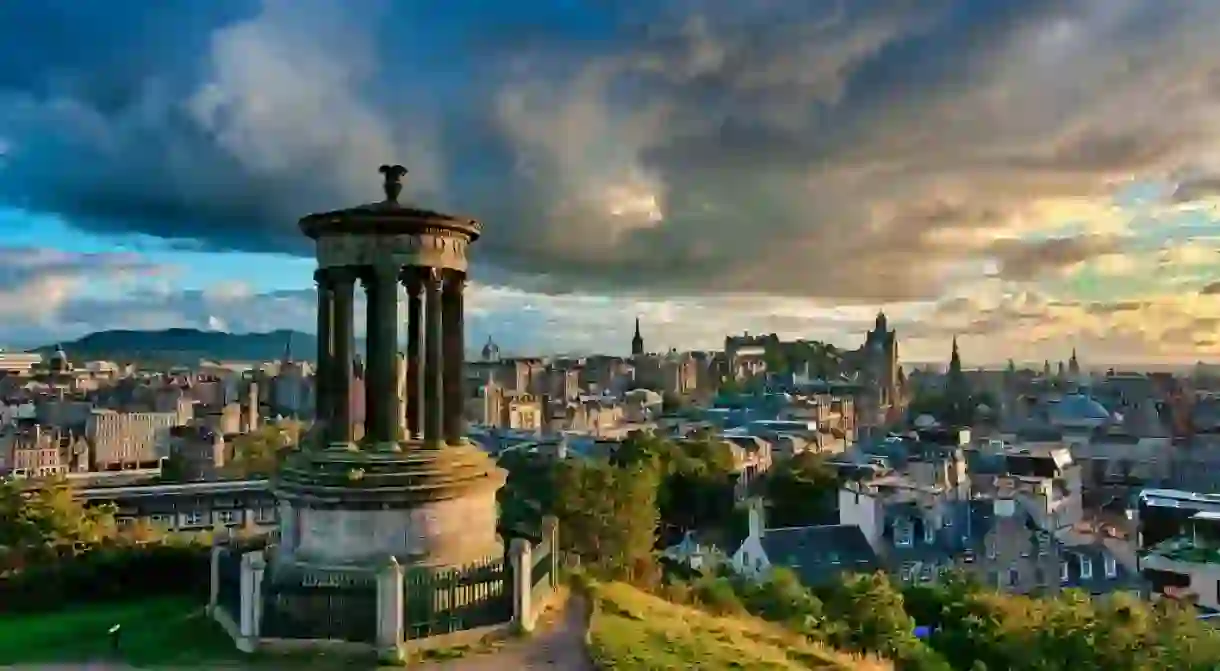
[403,268,423,439]
[376,556,405,663]
[442,271,466,444]
[330,268,357,446]
[423,268,444,443]
[314,269,334,426]
[509,537,534,633]
[363,266,400,446]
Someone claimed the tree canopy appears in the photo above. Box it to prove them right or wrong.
[763,451,839,527]
[223,422,302,478]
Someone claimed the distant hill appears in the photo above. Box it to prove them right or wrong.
[35,329,319,366]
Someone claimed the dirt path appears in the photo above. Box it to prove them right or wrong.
[420,593,595,670]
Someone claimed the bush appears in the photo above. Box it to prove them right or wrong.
[741,567,824,626]
[694,576,744,615]
[0,543,212,613]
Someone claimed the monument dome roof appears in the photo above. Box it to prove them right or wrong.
[298,165,481,240]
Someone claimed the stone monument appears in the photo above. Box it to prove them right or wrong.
[271,165,506,579]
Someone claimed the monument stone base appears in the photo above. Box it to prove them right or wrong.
[269,438,506,582]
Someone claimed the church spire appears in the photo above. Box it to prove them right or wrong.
[631,317,644,357]
[949,336,962,375]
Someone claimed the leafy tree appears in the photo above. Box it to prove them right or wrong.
[0,478,116,564]
[613,433,737,538]
[497,449,558,535]
[764,452,838,527]
[225,423,298,477]
[824,572,920,658]
[553,458,660,581]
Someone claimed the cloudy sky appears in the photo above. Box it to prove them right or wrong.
[3,0,1220,365]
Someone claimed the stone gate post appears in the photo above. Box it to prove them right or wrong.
[237,550,266,653]
[509,538,534,633]
[208,542,224,615]
[376,556,406,663]
[541,516,560,588]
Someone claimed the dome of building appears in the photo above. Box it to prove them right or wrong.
[1049,393,1113,426]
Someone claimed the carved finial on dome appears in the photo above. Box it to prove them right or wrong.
[378,164,408,203]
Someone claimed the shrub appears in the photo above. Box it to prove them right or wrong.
[0,543,212,613]
[694,575,744,615]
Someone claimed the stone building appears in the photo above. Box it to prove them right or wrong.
[168,425,227,480]
[85,409,181,470]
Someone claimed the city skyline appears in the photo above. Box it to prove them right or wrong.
[3,1,1220,364]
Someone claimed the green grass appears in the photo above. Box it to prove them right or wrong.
[0,599,419,669]
[0,597,244,667]
[586,581,892,671]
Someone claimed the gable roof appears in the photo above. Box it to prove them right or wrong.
[760,524,881,586]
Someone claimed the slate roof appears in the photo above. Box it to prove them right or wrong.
[760,524,881,586]
[883,499,994,569]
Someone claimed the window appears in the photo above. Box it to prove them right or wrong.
[1060,560,1070,583]
[1080,556,1093,580]
[217,510,237,526]
[944,515,953,527]
[1008,567,1019,587]
[986,541,997,560]
[1104,555,1117,578]
[924,523,935,545]
[895,522,913,547]
[183,510,204,527]
[255,507,276,523]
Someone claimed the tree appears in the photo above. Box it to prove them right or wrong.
[0,478,116,564]
[553,458,659,581]
[824,572,920,658]
[497,449,558,535]
[764,452,838,527]
[612,434,737,539]
[225,423,298,477]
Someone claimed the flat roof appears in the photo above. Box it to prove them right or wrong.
[75,479,270,499]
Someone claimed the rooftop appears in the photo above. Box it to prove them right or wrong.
[1146,536,1220,564]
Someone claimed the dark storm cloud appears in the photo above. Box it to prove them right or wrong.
[987,235,1122,282]
[3,0,1220,300]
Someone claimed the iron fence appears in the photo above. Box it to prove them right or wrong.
[403,556,512,639]
[260,574,378,643]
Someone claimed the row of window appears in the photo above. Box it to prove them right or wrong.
[995,554,1119,588]
[116,506,277,529]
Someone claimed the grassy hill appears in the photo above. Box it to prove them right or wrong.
[586,580,891,671]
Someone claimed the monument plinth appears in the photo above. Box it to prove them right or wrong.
[272,165,505,576]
